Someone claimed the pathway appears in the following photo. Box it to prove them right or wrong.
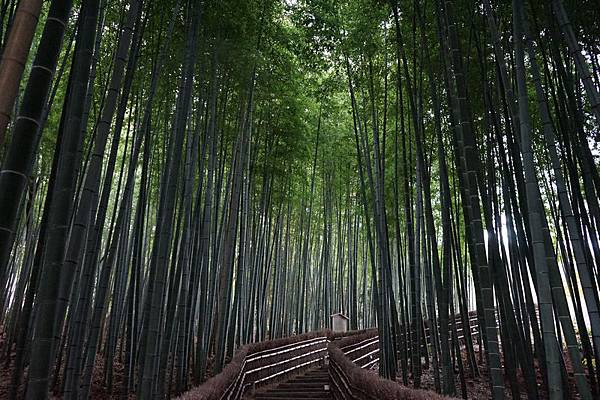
[252,365,331,400]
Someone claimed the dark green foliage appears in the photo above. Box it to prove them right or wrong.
[0,0,598,399]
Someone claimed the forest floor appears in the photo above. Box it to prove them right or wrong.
[0,330,589,399]
[416,344,585,399]
[0,353,132,400]
[0,328,132,399]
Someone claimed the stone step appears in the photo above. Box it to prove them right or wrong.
[254,391,330,399]
[277,382,329,390]
[255,397,330,400]
[291,375,328,381]
[252,366,331,400]
[302,372,329,378]
[290,378,329,384]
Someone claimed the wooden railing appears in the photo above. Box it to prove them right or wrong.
[222,335,328,399]
[339,332,379,369]
[329,328,463,400]
[333,310,480,373]
[176,332,330,400]
[423,310,480,345]
[177,312,480,400]
[328,312,480,400]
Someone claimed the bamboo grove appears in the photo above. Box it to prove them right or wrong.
[0,0,598,399]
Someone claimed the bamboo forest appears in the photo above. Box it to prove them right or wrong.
[0,0,599,398]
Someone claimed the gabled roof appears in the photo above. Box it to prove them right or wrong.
[330,313,349,320]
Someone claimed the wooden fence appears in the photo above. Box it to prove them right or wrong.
[177,311,480,400]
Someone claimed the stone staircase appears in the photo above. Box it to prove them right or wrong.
[252,365,331,399]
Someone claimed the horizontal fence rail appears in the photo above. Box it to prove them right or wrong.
[177,311,479,400]
[340,334,380,369]
[176,331,337,400]
[223,336,329,399]
[329,312,479,400]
